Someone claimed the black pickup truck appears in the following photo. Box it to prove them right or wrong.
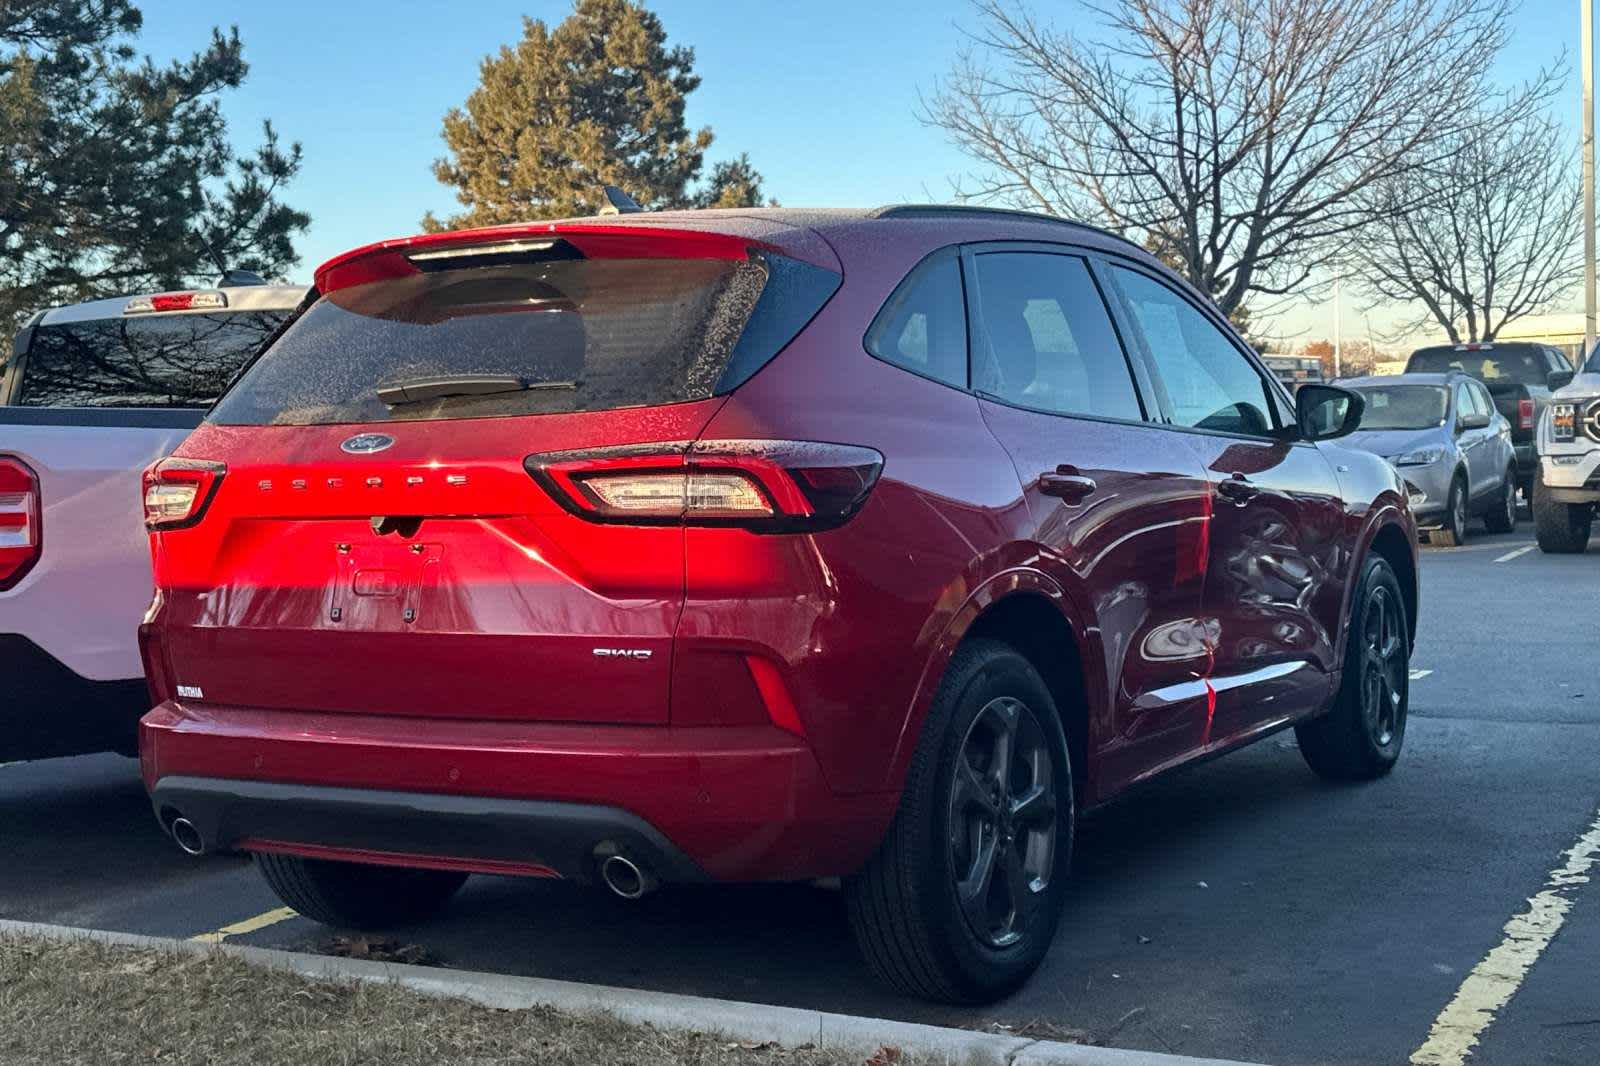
[1404,342,1576,500]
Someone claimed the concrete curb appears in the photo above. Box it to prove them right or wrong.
[0,918,1269,1066]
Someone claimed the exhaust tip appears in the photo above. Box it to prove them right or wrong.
[169,816,207,857]
[599,853,656,900]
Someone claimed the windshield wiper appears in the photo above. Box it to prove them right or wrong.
[376,375,577,406]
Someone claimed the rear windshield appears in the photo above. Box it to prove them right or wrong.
[18,311,287,408]
[210,256,773,426]
[1352,385,1448,430]
[1406,346,1549,386]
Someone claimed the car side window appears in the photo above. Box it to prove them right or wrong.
[1455,382,1477,421]
[864,250,968,388]
[969,252,1143,421]
[1469,382,1488,418]
[1110,267,1277,436]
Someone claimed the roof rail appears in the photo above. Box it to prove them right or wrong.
[871,204,1144,253]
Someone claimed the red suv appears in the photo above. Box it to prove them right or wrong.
[139,206,1418,1003]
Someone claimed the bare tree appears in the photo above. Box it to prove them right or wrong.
[1349,112,1581,343]
[928,0,1555,318]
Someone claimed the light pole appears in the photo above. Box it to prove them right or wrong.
[1333,275,1342,379]
[1585,0,1596,359]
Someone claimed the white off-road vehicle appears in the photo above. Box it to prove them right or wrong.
[1534,345,1600,554]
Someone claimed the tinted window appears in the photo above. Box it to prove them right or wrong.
[1407,345,1551,385]
[1353,386,1448,430]
[864,251,967,388]
[18,312,286,408]
[1113,268,1275,435]
[971,253,1142,421]
[211,256,780,426]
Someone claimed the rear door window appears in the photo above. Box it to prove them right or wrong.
[211,254,791,426]
[864,250,968,388]
[969,252,1144,421]
[17,312,287,408]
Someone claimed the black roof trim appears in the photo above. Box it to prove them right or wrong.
[870,204,1144,253]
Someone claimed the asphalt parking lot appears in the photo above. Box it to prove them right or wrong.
[4,523,1597,1066]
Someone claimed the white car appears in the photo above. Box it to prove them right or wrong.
[0,279,307,760]
[1535,346,1600,553]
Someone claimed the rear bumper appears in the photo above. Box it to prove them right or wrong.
[139,701,899,883]
[0,634,147,761]
[149,776,707,883]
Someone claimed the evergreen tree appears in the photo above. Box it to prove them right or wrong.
[691,153,770,209]
[0,1,309,333]
[426,0,763,228]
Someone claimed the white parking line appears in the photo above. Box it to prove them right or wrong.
[1409,804,1600,1065]
[189,906,299,944]
[1493,545,1536,563]
[1410,669,1434,681]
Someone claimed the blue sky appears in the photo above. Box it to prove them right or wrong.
[136,0,1584,345]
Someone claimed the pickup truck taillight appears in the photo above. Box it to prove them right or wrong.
[0,456,41,591]
[526,440,884,533]
[142,458,227,530]
[1519,398,1535,431]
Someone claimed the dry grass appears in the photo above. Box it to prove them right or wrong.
[0,934,904,1066]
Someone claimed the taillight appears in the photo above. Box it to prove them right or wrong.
[0,456,41,591]
[526,440,883,532]
[142,458,227,530]
[1519,398,1535,430]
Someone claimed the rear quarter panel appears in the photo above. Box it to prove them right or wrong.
[686,223,1039,795]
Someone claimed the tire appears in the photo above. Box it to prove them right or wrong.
[1483,467,1518,533]
[1430,475,1468,547]
[255,852,467,929]
[1533,475,1594,554]
[845,639,1074,1004]
[1295,555,1409,781]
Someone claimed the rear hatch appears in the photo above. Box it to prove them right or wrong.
[150,224,840,725]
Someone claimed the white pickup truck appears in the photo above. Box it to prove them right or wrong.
[1535,344,1600,554]
[1,281,307,760]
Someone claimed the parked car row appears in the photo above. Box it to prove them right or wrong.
[5,204,1420,1004]
[1402,340,1574,501]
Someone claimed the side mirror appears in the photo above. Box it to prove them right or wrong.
[1549,369,1575,391]
[1296,384,1364,441]
[1457,410,1491,431]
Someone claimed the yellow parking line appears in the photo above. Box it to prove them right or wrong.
[189,906,299,944]
[1410,803,1600,1064]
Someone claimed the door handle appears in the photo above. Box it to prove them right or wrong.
[1216,472,1260,504]
[1039,466,1097,502]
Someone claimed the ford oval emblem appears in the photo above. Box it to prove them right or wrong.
[340,433,395,455]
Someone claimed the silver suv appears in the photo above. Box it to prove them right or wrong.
[1339,372,1518,546]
